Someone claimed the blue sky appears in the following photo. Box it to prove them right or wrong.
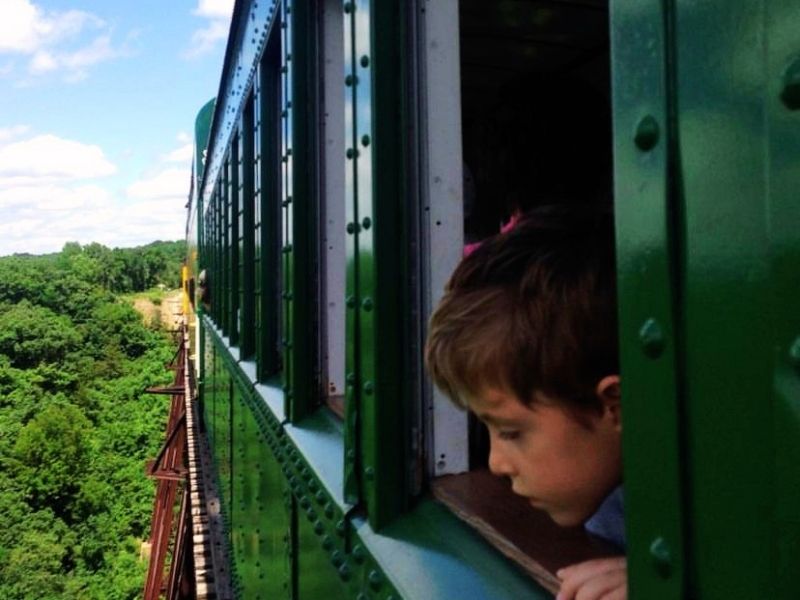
[0,0,234,255]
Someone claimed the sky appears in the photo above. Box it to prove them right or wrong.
[0,0,234,256]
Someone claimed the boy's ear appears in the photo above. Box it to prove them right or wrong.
[595,375,621,431]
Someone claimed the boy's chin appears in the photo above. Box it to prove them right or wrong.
[536,503,585,528]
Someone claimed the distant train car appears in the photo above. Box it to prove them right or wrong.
[187,0,800,598]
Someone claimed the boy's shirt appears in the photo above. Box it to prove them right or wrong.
[584,485,626,551]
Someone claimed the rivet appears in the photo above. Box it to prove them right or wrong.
[324,503,334,518]
[781,58,800,110]
[362,216,372,229]
[315,490,325,503]
[639,318,665,358]
[364,466,375,480]
[346,295,356,308]
[344,1,353,13]
[331,550,344,567]
[346,148,355,160]
[345,74,354,87]
[363,381,374,395]
[322,535,334,550]
[362,297,373,311]
[634,115,660,151]
[346,449,356,461]
[649,536,672,578]
[338,562,352,581]
[286,195,292,204]
[346,372,356,385]
[368,570,382,590]
[352,544,366,564]
[360,55,370,68]
[336,519,346,536]
[346,222,356,234]
[789,336,800,370]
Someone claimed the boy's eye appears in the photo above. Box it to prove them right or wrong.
[498,430,520,441]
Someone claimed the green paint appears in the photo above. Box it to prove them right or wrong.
[610,1,686,597]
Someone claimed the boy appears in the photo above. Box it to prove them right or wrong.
[425,206,627,600]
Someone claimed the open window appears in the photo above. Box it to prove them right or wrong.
[255,19,283,380]
[315,0,347,418]
[419,0,618,588]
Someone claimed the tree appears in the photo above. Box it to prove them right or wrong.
[12,403,93,517]
[0,301,82,368]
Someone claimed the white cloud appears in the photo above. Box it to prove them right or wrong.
[0,125,29,142]
[0,0,121,83]
[0,134,116,184]
[185,0,234,58]
[126,168,190,200]
[193,0,235,20]
[163,143,194,164]
[0,131,191,256]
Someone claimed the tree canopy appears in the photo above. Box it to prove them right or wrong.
[0,240,183,599]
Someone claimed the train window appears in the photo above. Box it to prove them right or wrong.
[255,17,283,379]
[238,95,256,361]
[316,0,346,417]
[229,137,241,348]
[420,0,617,585]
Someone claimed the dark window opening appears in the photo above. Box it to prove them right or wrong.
[430,0,620,590]
[256,21,283,380]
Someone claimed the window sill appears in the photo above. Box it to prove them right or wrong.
[431,469,621,594]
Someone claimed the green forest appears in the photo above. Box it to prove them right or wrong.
[0,240,186,599]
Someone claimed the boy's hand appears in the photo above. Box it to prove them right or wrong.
[555,557,627,600]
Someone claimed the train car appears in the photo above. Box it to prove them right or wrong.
[187,0,800,598]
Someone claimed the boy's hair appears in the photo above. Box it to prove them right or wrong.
[425,205,618,415]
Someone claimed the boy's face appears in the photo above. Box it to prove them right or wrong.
[470,383,622,527]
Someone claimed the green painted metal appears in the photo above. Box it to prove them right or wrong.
[610,0,686,597]
[767,5,800,596]
[671,1,800,597]
[355,500,551,599]
[352,0,409,530]
[231,385,292,598]
[297,507,349,598]
[194,99,215,196]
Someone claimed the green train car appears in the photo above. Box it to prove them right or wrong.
[186,0,800,597]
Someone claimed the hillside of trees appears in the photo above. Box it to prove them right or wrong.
[0,240,185,599]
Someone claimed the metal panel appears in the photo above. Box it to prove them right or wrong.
[610,0,686,596]
[766,3,800,596]
[320,0,347,403]
[201,0,281,216]
[348,0,413,529]
[418,0,469,478]
[231,387,292,599]
[673,1,799,596]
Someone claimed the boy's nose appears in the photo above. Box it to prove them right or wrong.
[488,441,514,477]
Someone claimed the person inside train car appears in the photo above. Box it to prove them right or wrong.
[426,205,626,600]
[197,269,211,311]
